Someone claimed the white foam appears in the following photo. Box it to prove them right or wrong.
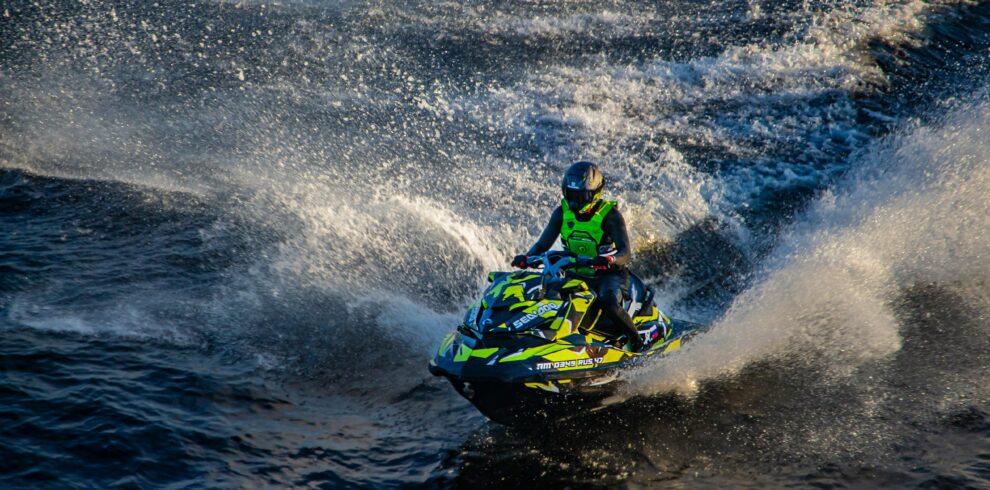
[265,179,512,296]
[477,0,939,235]
[6,297,200,346]
[382,5,661,40]
[613,144,724,241]
[622,99,990,398]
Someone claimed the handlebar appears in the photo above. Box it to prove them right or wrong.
[516,251,594,298]
[522,251,592,270]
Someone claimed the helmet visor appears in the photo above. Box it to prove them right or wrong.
[564,187,597,210]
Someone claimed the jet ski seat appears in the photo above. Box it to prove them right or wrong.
[626,272,654,317]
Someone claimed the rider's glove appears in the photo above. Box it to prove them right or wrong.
[591,255,614,271]
[511,255,529,269]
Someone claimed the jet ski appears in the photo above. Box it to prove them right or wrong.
[428,250,708,426]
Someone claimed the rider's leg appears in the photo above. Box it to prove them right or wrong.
[593,271,643,351]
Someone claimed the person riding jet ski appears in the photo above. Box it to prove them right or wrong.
[511,161,645,352]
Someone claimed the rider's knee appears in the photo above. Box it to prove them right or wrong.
[601,287,623,309]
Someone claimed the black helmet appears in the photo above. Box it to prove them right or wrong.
[561,161,604,214]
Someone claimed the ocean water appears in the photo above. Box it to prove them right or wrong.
[2,0,990,487]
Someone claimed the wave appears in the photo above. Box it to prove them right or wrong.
[623,98,990,401]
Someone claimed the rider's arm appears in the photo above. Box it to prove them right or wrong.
[603,208,632,267]
[525,206,563,256]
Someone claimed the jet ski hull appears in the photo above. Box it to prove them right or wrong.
[444,378,617,426]
[429,319,707,426]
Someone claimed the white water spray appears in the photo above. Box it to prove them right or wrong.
[623,100,990,397]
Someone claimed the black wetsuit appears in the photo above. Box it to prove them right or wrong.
[525,204,641,348]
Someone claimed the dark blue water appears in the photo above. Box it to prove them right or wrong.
[3,1,990,487]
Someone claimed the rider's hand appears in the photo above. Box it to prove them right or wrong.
[591,255,614,271]
[511,255,529,269]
